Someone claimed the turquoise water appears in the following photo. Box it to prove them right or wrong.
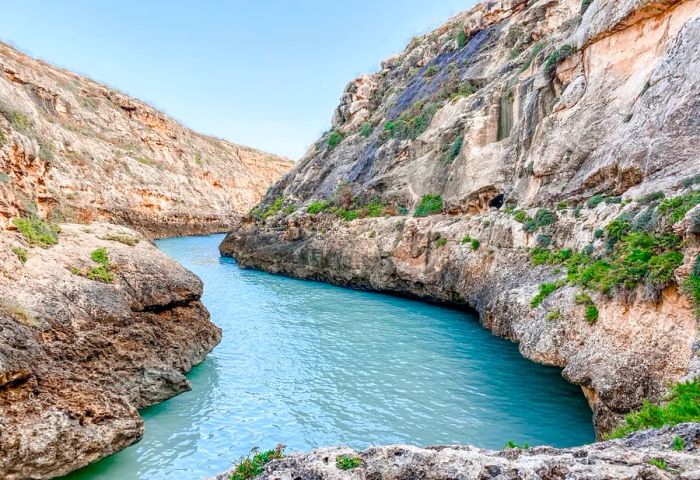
[64,234,594,480]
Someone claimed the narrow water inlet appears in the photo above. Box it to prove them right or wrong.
[62,234,594,480]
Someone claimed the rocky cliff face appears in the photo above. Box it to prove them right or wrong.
[212,423,700,480]
[0,43,293,238]
[221,0,700,436]
[0,222,221,479]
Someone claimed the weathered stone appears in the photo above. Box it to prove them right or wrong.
[211,423,700,480]
[0,223,221,479]
[0,43,292,238]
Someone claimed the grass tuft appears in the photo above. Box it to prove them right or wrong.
[336,454,361,471]
[230,445,285,480]
[414,195,443,217]
[13,216,59,248]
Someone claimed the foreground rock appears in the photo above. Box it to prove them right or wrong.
[0,223,221,479]
[213,423,700,480]
[0,42,292,237]
[222,0,700,435]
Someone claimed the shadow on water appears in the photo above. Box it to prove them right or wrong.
[62,234,594,480]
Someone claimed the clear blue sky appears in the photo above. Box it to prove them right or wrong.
[0,1,473,159]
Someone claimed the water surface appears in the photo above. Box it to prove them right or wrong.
[64,234,594,479]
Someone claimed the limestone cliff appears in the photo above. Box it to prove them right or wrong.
[0,42,293,238]
[221,0,700,436]
[0,222,221,479]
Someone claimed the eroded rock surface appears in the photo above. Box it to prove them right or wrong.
[221,0,700,436]
[212,423,700,480]
[0,43,293,237]
[0,223,221,479]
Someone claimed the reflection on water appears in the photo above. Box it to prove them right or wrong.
[63,234,594,480]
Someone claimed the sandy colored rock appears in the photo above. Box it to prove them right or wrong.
[0,43,293,238]
[0,223,221,479]
[221,0,700,437]
[212,423,700,480]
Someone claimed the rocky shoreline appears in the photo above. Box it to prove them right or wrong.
[0,223,221,479]
[212,423,700,480]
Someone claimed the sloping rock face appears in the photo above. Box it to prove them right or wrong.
[221,0,700,435]
[0,223,221,479]
[0,42,293,237]
[213,423,700,480]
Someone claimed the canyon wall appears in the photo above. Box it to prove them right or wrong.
[222,0,700,435]
[0,223,221,479]
[0,42,293,237]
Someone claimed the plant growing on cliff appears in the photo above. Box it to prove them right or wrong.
[87,247,115,283]
[359,122,373,138]
[544,45,576,73]
[424,65,439,78]
[308,200,331,215]
[523,208,557,233]
[414,195,443,217]
[327,131,344,150]
[683,255,700,314]
[384,101,441,140]
[435,237,447,248]
[672,436,686,451]
[531,281,564,308]
[658,191,700,223]
[229,445,285,480]
[456,28,467,49]
[0,101,32,132]
[13,216,59,248]
[607,379,700,439]
[99,233,140,246]
[365,199,386,217]
[519,41,545,72]
[12,247,28,263]
[442,134,463,163]
[336,454,361,470]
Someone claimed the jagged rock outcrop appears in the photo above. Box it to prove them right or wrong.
[0,222,221,479]
[221,0,700,436]
[214,423,700,480]
[212,423,700,479]
[0,42,293,237]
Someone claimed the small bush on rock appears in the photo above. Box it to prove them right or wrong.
[13,216,59,248]
[336,454,361,470]
[414,195,443,217]
[230,445,285,480]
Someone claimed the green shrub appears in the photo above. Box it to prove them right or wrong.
[261,197,285,219]
[672,435,685,451]
[0,102,31,132]
[456,28,467,49]
[308,200,331,215]
[99,233,140,246]
[544,45,576,72]
[587,195,605,208]
[385,102,441,140]
[470,238,480,251]
[523,208,557,233]
[639,191,665,204]
[359,122,373,138]
[327,131,344,150]
[282,204,296,215]
[594,229,604,239]
[531,281,563,307]
[442,135,463,163]
[581,0,592,13]
[12,247,28,263]
[91,247,109,266]
[447,82,478,101]
[647,251,684,288]
[519,41,545,72]
[556,201,568,210]
[513,210,528,222]
[606,219,631,243]
[336,208,360,222]
[648,458,668,471]
[87,265,114,283]
[536,234,551,247]
[608,380,700,439]
[435,237,447,247]
[659,191,700,223]
[13,216,59,247]
[336,454,361,471]
[682,174,700,187]
[504,440,530,449]
[230,446,284,480]
[424,66,439,77]
[584,304,599,324]
[414,195,443,217]
[38,139,55,163]
[546,310,561,320]
[366,199,386,217]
